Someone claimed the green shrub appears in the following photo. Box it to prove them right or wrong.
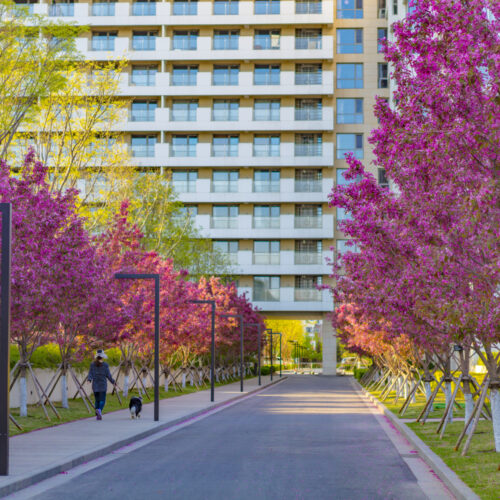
[353,367,368,380]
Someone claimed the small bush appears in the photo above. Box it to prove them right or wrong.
[353,367,368,380]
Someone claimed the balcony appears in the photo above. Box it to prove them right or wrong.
[294,289,322,301]
[172,181,196,193]
[211,181,238,193]
[253,217,280,229]
[253,181,280,193]
[295,144,322,157]
[132,2,156,15]
[253,253,280,265]
[129,110,155,122]
[210,217,238,229]
[294,253,322,265]
[131,145,155,157]
[294,180,322,192]
[294,216,322,228]
[49,3,74,16]
[92,2,115,15]
[253,289,280,302]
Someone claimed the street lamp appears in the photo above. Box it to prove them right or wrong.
[115,273,160,422]
[188,300,216,401]
[244,322,262,386]
[0,203,12,476]
[220,314,244,392]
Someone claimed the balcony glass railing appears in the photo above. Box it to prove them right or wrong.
[253,253,280,265]
[294,289,322,301]
[92,3,115,15]
[294,216,322,228]
[253,217,280,229]
[212,145,238,157]
[132,2,156,15]
[130,110,155,122]
[49,3,74,16]
[295,108,322,120]
[294,252,322,265]
[294,180,322,192]
[92,38,116,51]
[253,145,280,157]
[132,39,156,51]
[253,181,280,193]
[172,181,196,193]
[170,146,197,157]
[131,145,155,157]
[253,289,280,301]
[295,144,322,156]
[295,38,322,50]
[296,1,322,14]
[295,73,322,85]
[211,181,238,193]
[211,217,238,229]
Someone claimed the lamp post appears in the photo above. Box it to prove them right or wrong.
[220,314,244,392]
[188,300,216,401]
[0,203,12,476]
[244,322,262,386]
[263,328,273,380]
[115,273,160,422]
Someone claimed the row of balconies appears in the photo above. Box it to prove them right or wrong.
[76,36,333,61]
[174,178,330,203]
[34,1,333,26]
[112,70,334,97]
[117,106,333,132]
[193,213,334,238]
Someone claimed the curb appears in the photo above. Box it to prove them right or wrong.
[1,376,287,498]
[352,379,480,500]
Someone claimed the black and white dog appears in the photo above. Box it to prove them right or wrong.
[129,396,143,419]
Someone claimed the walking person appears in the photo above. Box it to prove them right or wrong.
[87,349,116,420]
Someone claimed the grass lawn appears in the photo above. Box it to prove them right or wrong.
[363,381,499,499]
[9,377,252,437]
[408,420,499,500]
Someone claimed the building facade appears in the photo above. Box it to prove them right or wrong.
[21,0,391,373]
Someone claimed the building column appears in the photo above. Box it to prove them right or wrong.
[321,317,336,375]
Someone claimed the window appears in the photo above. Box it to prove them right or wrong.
[212,205,239,229]
[253,170,280,192]
[130,100,156,122]
[295,204,322,228]
[337,0,362,18]
[173,0,197,14]
[132,0,156,15]
[49,0,74,16]
[295,64,322,85]
[253,135,280,157]
[295,0,321,13]
[131,65,156,86]
[393,0,398,15]
[254,30,280,50]
[254,65,280,85]
[212,170,238,192]
[378,63,388,88]
[178,205,198,218]
[213,65,239,85]
[337,28,363,53]
[377,0,385,18]
[253,205,280,229]
[295,169,322,192]
[377,28,387,53]
[255,0,279,14]
[131,135,156,157]
[295,98,322,120]
[378,168,389,187]
[295,240,322,264]
[213,30,239,50]
[336,207,352,229]
[295,133,322,156]
[172,30,198,50]
[171,100,198,121]
[172,170,198,192]
[253,99,280,120]
[295,276,322,301]
[212,135,239,157]
[253,241,280,265]
[336,98,363,124]
[295,29,322,49]
[171,135,198,157]
[132,31,156,50]
[214,0,238,14]
[92,32,117,51]
[337,63,363,88]
[336,134,363,159]
[214,241,239,264]
[92,0,115,16]
[13,0,36,15]
[253,276,280,302]
[212,99,239,121]
[336,168,362,186]
[172,65,198,86]
[336,239,358,262]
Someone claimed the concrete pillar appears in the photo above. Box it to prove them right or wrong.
[321,318,337,375]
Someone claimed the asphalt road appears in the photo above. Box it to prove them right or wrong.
[30,376,433,500]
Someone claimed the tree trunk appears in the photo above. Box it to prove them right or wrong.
[61,372,69,409]
[164,375,169,392]
[181,372,186,388]
[424,381,433,412]
[492,388,500,452]
[19,369,28,417]
[123,374,129,397]
[444,381,453,423]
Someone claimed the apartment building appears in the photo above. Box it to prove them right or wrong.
[19,0,390,373]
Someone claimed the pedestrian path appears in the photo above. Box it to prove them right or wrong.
[0,375,283,497]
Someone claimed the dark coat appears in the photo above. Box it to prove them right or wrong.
[87,361,115,393]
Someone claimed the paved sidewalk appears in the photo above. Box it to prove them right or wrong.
[0,375,284,497]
